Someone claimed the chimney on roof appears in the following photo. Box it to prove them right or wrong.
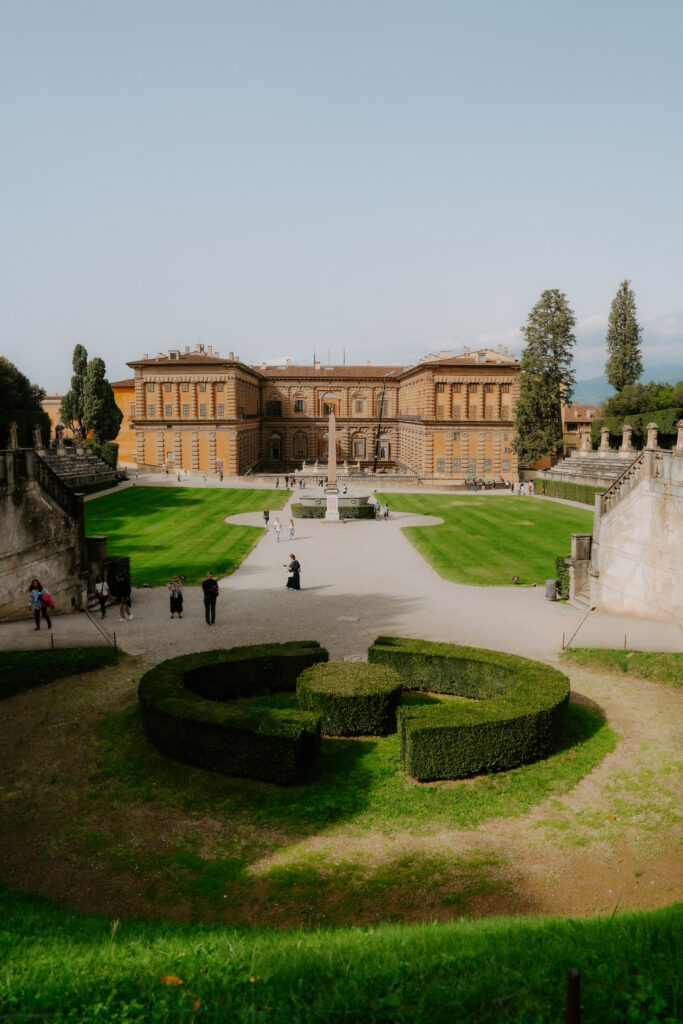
[196,343,205,353]
[315,361,321,370]
[143,353,148,360]
[286,358,292,366]
[439,349,453,359]
[207,345,212,356]
[366,360,372,365]
[229,351,234,361]
[158,352,164,359]
[185,345,190,353]
[462,347,470,356]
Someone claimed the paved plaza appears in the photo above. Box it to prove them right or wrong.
[2,474,681,662]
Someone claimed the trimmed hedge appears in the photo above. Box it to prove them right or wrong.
[0,647,119,700]
[590,407,682,451]
[555,555,570,599]
[138,641,328,784]
[291,502,376,520]
[369,637,569,781]
[297,662,403,735]
[534,478,604,505]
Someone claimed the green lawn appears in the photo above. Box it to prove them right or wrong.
[84,487,289,585]
[562,648,683,689]
[1,887,679,1023]
[375,494,594,586]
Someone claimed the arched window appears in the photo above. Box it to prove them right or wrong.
[270,432,282,460]
[378,435,390,460]
[266,394,282,417]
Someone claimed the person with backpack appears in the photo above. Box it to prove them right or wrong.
[28,579,52,630]
[94,574,110,618]
[202,571,219,624]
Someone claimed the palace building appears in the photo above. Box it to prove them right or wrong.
[109,343,520,481]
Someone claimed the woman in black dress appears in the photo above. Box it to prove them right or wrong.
[285,553,301,590]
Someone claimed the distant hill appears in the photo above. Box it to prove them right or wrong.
[574,362,683,406]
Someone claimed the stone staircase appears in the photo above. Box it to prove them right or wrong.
[41,447,115,489]
[541,449,640,488]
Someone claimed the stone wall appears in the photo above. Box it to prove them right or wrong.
[0,449,88,620]
[589,448,683,623]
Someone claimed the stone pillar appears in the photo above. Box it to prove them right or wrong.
[191,431,199,470]
[598,426,610,454]
[56,423,65,455]
[676,419,683,455]
[33,424,46,455]
[579,427,591,453]
[619,423,633,456]
[156,432,164,467]
[74,424,85,455]
[136,431,145,466]
[645,422,659,450]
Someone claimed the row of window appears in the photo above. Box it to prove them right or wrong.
[147,404,227,419]
[436,405,511,420]
[147,381,225,393]
[435,383,511,393]
[436,457,511,473]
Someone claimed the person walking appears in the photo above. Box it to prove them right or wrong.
[167,575,183,618]
[113,572,133,620]
[94,574,109,619]
[383,502,389,520]
[274,517,281,542]
[288,518,295,541]
[202,571,219,625]
[284,554,301,590]
[28,579,52,630]
[263,509,270,529]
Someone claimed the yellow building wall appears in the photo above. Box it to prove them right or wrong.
[112,385,137,463]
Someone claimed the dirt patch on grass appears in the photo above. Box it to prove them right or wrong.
[0,656,680,927]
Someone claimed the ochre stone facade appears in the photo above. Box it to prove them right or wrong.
[115,344,520,481]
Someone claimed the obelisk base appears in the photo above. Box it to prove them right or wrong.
[324,491,340,521]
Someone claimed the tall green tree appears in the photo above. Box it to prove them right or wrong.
[60,344,89,432]
[82,357,123,441]
[0,357,50,446]
[605,280,643,391]
[512,289,576,464]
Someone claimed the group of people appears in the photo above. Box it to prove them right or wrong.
[94,573,133,621]
[373,502,390,519]
[263,510,295,541]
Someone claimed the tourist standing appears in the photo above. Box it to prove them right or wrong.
[288,518,295,540]
[28,579,52,630]
[284,554,301,590]
[167,575,183,618]
[263,509,270,528]
[274,517,281,542]
[383,503,389,520]
[202,571,219,625]
[113,572,133,621]
[94,574,109,619]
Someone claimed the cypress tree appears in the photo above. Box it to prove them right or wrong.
[512,289,576,464]
[60,344,88,432]
[605,280,643,391]
[83,357,123,441]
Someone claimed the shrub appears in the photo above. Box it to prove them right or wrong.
[369,637,569,781]
[297,662,402,735]
[590,408,682,451]
[534,478,604,505]
[0,647,119,700]
[291,502,376,520]
[84,439,119,468]
[555,555,570,599]
[138,641,328,784]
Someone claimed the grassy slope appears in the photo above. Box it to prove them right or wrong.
[0,648,118,700]
[562,648,683,688]
[375,494,593,586]
[1,887,679,1023]
[84,486,289,585]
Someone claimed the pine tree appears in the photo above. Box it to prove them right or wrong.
[605,280,643,391]
[82,357,123,441]
[512,289,576,464]
[60,344,88,432]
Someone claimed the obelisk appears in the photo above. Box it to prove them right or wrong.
[324,410,340,521]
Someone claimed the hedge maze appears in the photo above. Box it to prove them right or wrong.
[138,638,570,785]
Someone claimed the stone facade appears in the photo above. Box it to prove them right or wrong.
[118,344,520,481]
[0,449,88,620]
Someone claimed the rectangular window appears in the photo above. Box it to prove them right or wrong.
[469,458,477,475]
[453,384,461,393]
[485,406,494,419]
[182,382,189,392]
[182,404,189,419]
[501,406,509,419]
[354,400,363,413]
[469,384,477,393]
[294,399,304,413]
[199,403,207,418]
[164,382,172,392]
[353,440,365,456]
[436,383,444,393]
[469,405,478,418]
[484,458,492,472]
[216,403,224,418]
[147,403,155,418]
[147,382,154,392]
[164,403,172,418]
[452,432,460,440]
[199,382,206,392]
[436,405,444,419]
[503,434,509,441]
[323,403,334,415]
[129,403,136,415]
[502,458,510,472]
[485,383,493,393]
[453,404,461,418]
[452,457,461,473]
[215,382,224,392]
[436,457,445,472]
[501,384,510,393]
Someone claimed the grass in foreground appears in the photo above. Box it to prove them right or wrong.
[0,887,679,1023]
[562,648,683,688]
[374,493,593,586]
[0,647,118,700]
[84,486,289,585]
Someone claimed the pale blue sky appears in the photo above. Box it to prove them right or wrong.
[2,0,682,392]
